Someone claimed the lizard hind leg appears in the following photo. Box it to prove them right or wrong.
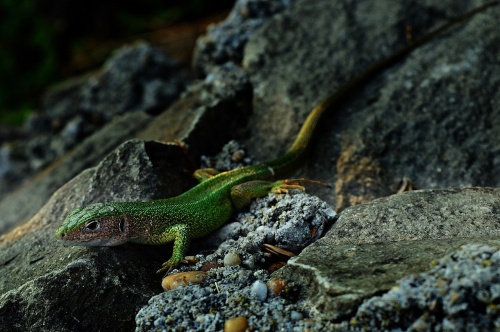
[272,178,331,194]
[230,178,331,210]
[230,180,277,210]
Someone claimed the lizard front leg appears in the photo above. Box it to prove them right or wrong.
[156,223,191,274]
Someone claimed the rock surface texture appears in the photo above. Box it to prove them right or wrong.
[1,0,500,331]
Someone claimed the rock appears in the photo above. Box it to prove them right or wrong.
[41,42,188,123]
[223,252,242,266]
[191,191,336,269]
[0,139,193,331]
[193,0,291,75]
[267,278,289,297]
[137,62,253,161]
[135,263,321,331]
[330,187,500,245]
[275,188,500,321]
[200,140,256,171]
[290,311,303,321]
[0,42,188,201]
[250,280,268,301]
[240,0,500,208]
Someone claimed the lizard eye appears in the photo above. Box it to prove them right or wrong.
[85,220,100,231]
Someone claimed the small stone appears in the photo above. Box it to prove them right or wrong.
[224,316,248,332]
[200,261,222,271]
[161,271,207,291]
[290,311,303,320]
[251,280,268,301]
[153,316,165,327]
[223,252,242,266]
[410,317,428,331]
[231,149,245,162]
[267,278,289,297]
[184,255,199,264]
[195,315,205,324]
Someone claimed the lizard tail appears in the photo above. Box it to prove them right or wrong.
[267,0,498,176]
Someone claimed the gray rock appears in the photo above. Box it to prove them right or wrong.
[193,0,292,75]
[241,0,500,209]
[41,42,187,124]
[276,188,500,321]
[135,265,319,332]
[251,280,268,301]
[330,187,500,245]
[200,140,256,171]
[137,62,252,161]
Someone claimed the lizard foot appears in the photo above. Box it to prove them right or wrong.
[156,258,188,275]
[397,176,414,193]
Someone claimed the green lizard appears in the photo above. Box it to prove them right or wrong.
[55,2,498,274]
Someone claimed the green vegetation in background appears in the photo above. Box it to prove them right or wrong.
[0,0,234,126]
[0,0,57,125]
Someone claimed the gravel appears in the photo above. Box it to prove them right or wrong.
[135,190,337,331]
[343,243,500,332]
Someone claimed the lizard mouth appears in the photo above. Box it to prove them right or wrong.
[56,231,125,246]
[57,237,122,246]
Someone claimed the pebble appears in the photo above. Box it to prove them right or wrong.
[161,271,207,291]
[251,280,268,301]
[224,316,248,332]
[290,311,303,320]
[153,317,164,327]
[195,315,205,324]
[267,278,289,297]
[223,252,242,266]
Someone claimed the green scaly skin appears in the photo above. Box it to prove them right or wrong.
[55,2,498,273]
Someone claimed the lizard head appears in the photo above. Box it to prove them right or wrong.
[55,203,130,246]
